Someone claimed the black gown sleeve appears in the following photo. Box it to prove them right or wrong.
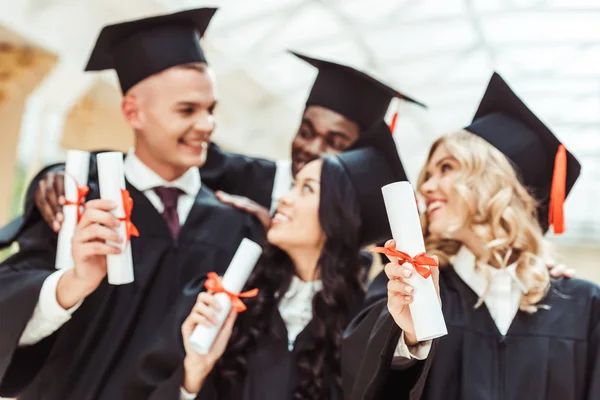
[200,143,277,210]
[0,163,63,250]
[0,215,59,396]
[586,285,600,398]
[341,270,436,400]
[122,277,220,400]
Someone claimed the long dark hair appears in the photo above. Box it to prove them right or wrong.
[215,156,364,398]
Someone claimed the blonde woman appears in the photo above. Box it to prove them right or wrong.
[342,74,599,400]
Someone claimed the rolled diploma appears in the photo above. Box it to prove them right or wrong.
[97,152,134,285]
[56,150,90,270]
[382,181,447,341]
[189,238,263,354]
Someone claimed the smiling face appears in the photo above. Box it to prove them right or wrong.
[267,159,325,252]
[418,143,467,236]
[122,64,217,181]
[417,131,551,308]
[290,106,360,177]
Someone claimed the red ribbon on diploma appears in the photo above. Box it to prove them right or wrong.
[371,247,438,279]
[118,189,139,243]
[64,185,90,222]
[204,272,259,312]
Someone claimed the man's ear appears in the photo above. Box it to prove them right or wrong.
[122,94,142,129]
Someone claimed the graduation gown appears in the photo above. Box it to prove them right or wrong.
[0,143,276,249]
[0,174,265,400]
[0,162,63,249]
[200,143,277,210]
[342,267,600,400]
[123,277,349,400]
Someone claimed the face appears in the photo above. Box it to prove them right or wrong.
[290,106,360,177]
[268,159,324,251]
[123,65,217,180]
[419,144,465,235]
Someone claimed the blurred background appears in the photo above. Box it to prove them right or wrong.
[0,0,598,282]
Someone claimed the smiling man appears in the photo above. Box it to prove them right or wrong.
[0,8,263,400]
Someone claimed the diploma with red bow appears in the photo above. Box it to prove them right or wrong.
[56,150,90,270]
[97,152,138,285]
[380,181,447,341]
[189,238,262,355]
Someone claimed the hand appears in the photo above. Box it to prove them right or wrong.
[383,239,441,346]
[548,263,576,279]
[215,191,271,231]
[35,171,66,232]
[182,292,237,394]
[57,199,122,308]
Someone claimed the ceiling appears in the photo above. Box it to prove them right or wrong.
[1,0,599,243]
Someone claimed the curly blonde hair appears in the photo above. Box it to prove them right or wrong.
[417,130,551,312]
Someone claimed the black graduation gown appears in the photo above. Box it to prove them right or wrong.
[0,162,63,249]
[0,143,276,249]
[342,267,600,400]
[0,177,265,400]
[123,277,347,400]
[200,143,277,210]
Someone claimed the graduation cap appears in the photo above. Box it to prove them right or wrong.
[291,51,426,131]
[465,72,581,234]
[85,8,217,94]
[334,121,407,246]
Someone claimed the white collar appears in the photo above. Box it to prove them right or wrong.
[282,275,323,300]
[450,246,527,296]
[123,148,201,197]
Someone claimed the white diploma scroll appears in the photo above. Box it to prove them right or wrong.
[382,181,447,341]
[97,152,134,285]
[189,238,263,354]
[56,150,90,270]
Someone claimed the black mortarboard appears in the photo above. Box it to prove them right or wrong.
[465,72,581,234]
[85,8,217,94]
[335,121,407,245]
[291,51,426,130]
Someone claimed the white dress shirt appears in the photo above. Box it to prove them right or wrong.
[180,275,323,399]
[123,149,201,223]
[451,246,526,336]
[278,275,323,351]
[18,149,202,347]
[270,160,293,214]
[393,246,527,363]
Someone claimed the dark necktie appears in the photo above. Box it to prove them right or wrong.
[154,187,183,238]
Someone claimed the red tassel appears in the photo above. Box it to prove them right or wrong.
[548,145,567,234]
